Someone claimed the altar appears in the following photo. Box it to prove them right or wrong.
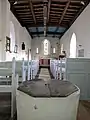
[39,58,50,67]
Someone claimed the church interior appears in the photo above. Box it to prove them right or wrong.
[0,0,90,120]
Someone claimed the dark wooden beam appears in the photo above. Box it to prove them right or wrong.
[10,3,24,26]
[14,6,29,9]
[59,0,71,25]
[47,0,51,23]
[12,1,28,4]
[28,0,40,38]
[17,12,31,15]
[51,0,69,1]
[28,0,36,24]
[27,0,40,38]
[31,31,64,35]
[10,2,33,38]
[14,3,29,7]
[69,0,90,27]
[43,0,48,36]
[59,0,90,40]
[25,23,67,27]
[16,9,30,12]
[18,15,32,17]
[54,0,71,36]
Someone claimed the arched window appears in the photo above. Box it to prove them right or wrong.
[6,21,16,61]
[53,48,56,53]
[70,33,76,58]
[44,39,49,55]
[61,44,64,54]
[36,48,39,54]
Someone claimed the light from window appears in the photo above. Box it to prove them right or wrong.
[6,21,16,61]
[53,48,56,53]
[44,39,48,55]
[61,44,63,54]
[70,33,76,58]
[36,48,39,54]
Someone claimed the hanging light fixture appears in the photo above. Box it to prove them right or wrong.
[13,0,18,5]
[22,42,25,50]
[80,1,85,5]
[43,0,48,37]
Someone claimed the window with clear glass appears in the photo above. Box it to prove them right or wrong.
[6,21,16,61]
[70,33,76,58]
[36,48,39,54]
[53,48,56,53]
[61,44,63,54]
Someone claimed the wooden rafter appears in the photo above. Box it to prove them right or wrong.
[28,0,36,24]
[25,23,67,27]
[8,0,89,38]
[69,0,90,27]
[43,0,48,36]
[59,0,71,25]
[59,0,90,39]
[31,31,64,35]
[54,0,71,35]
[28,0,40,37]
[11,2,33,38]
[47,0,51,23]
[10,3,23,26]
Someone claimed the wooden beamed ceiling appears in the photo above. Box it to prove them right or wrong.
[8,0,90,39]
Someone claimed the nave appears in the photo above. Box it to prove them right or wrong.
[38,68,51,81]
[0,0,90,120]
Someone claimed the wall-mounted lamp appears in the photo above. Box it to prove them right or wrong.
[30,49,31,52]
[79,45,82,47]
[22,42,25,50]
[14,45,18,53]
[36,48,39,54]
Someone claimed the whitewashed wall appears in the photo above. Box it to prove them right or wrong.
[60,3,90,58]
[0,0,10,61]
[0,0,31,61]
[10,12,31,60]
[31,37,60,59]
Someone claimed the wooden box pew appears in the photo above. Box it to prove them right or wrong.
[23,60,39,80]
[0,58,39,119]
[0,58,27,83]
[29,60,39,80]
[17,59,39,80]
[0,59,15,83]
[50,59,66,80]
[66,58,90,100]
[15,59,28,82]
[0,58,18,119]
[50,60,56,78]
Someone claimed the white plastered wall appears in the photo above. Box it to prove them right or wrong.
[60,3,90,58]
[31,37,60,59]
[0,0,32,61]
[10,12,31,60]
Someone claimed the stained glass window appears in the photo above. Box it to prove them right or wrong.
[44,39,48,55]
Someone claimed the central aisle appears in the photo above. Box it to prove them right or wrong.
[38,68,51,81]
